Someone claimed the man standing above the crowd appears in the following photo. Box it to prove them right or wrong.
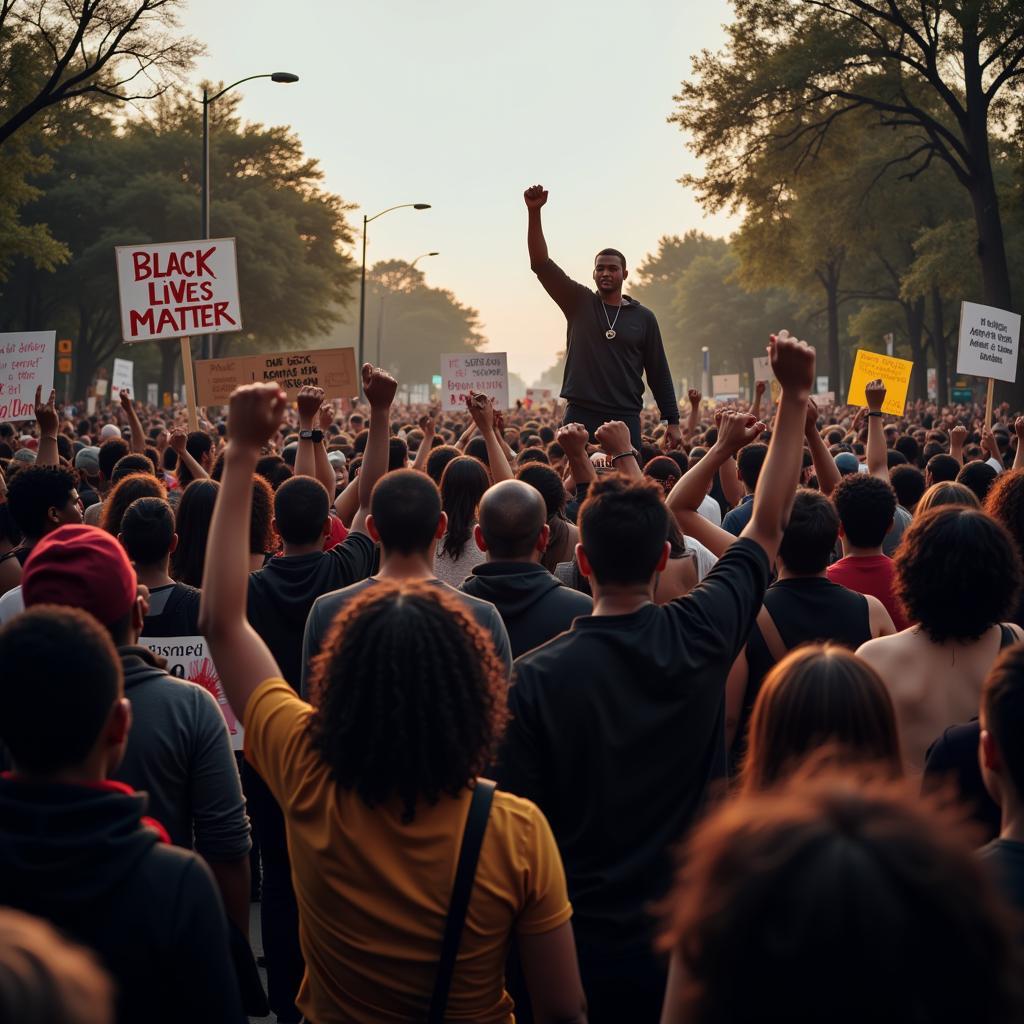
[499,332,815,1022]
[524,184,681,451]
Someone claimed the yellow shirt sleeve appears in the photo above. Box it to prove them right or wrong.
[243,678,323,810]
[515,803,573,936]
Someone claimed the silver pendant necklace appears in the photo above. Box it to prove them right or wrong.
[602,300,623,340]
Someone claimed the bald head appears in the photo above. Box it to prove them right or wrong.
[478,480,547,561]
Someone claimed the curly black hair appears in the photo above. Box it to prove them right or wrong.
[306,580,508,823]
[832,474,896,548]
[894,507,1022,643]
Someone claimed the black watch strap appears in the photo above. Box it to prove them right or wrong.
[299,429,324,443]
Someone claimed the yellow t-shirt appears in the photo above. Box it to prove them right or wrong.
[244,678,572,1024]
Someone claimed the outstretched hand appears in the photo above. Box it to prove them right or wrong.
[227,383,289,449]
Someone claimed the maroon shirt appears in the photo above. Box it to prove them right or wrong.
[827,554,910,631]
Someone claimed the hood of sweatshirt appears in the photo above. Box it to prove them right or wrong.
[0,778,162,914]
[460,561,564,619]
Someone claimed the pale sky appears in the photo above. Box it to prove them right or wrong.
[182,0,739,384]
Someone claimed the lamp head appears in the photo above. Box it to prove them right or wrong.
[271,72,300,83]
[413,203,431,210]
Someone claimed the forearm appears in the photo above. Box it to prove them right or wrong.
[127,407,146,453]
[353,406,390,532]
[566,451,597,486]
[333,475,359,525]
[719,459,744,507]
[454,422,476,451]
[312,439,336,496]
[207,856,251,937]
[35,434,59,467]
[527,208,549,269]
[294,434,318,482]
[177,448,209,481]
[1015,442,1024,472]
[667,444,730,516]
[611,453,641,481]
[686,402,701,437]
[412,437,433,474]
[950,438,965,466]
[806,428,840,497]
[744,394,806,556]
[866,414,888,480]
[483,428,514,483]
[751,392,762,422]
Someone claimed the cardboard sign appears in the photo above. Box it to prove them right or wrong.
[441,352,509,412]
[956,301,1020,383]
[111,358,134,401]
[752,356,771,383]
[848,350,913,416]
[525,387,553,403]
[712,373,740,398]
[146,383,159,407]
[194,347,357,405]
[0,331,55,421]
[138,635,243,751]
[815,391,836,406]
[115,238,242,343]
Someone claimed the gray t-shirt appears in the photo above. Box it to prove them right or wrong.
[300,576,513,697]
[114,645,251,861]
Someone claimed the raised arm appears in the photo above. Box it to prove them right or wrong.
[294,385,336,496]
[666,412,766,558]
[556,423,597,496]
[595,420,641,480]
[741,332,816,562]
[119,390,146,453]
[351,363,398,537]
[864,379,889,481]
[685,388,702,439]
[524,184,550,269]
[804,399,841,497]
[411,412,436,474]
[199,383,290,722]
[751,378,765,423]
[170,430,209,481]
[1014,418,1024,471]
[33,386,59,467]
[466,392,514,483]
[949,424,967,466]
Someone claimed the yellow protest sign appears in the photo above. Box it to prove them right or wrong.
[847,350,913,416]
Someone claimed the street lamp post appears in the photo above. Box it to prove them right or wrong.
[201,71,299,359]
[376,252,438,365]
[358,204,430,381]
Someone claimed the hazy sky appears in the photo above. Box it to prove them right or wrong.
[181,0,739,383]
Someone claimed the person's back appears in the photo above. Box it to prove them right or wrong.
[0,606,243,1024]
[859,507,1024,772]
[459,479,592,658]
[827,473,909,630]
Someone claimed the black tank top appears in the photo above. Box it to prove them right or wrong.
[733,577,873,772]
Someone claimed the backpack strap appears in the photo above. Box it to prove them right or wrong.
[427,779,496,1024]
[755,604,787,664]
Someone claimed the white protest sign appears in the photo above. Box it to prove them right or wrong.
[111,358,134,401]
[86,396,97,415]
[0,331,55,421]
[441,352,509,412]
[138,635,243,751]
[956,301,1020,383]
[94,378,108,397]
[752,356,771,382]
[146,383,159,406]
[712,373,740,399]
[115,238,243,343]
[816,375,829,395]
[525,387,553,405]
[815,391,836,406]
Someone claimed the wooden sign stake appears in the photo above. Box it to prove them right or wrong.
[180,336,199,432]
[985,377,995,430]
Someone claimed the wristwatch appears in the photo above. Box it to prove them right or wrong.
[299,429,324,443]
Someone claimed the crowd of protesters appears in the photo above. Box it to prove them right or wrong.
[0,332,1023,1023]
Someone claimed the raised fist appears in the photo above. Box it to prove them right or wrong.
[523,184,548,209]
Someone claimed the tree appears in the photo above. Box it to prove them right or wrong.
[673,0,1024,404]
[0,93,357,394]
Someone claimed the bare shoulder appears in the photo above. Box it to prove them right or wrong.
[857,626,919,668]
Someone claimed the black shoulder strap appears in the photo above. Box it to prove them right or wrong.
[427,779,496,1024]
[999,623,1018,650]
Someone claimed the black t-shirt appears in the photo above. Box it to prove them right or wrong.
[498,538,769,956]
[140,582,202,638]
[247,532,375,690]
[980,838,1024,920]
[534,259,678,422]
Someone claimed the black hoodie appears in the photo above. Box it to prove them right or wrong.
[0,777,244,1023]
[459,561,593,658]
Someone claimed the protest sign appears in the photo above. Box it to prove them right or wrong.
[146,383,159,406]
[111,358,134,401]
[815,391,836,406]
[138,635,242,751]
[848,350,913,416]
[86,396,96,415]
[927,368,938,400]
[525,387,553,406]
[712,373,740,399]
[816,375,829,395]
[956,301,1020,384]
[94,378,108,397]
[194,347,357,406]
[752,356,771,382]
[441,352,509,412]
[0,331,55,421]
[115,239,242,343]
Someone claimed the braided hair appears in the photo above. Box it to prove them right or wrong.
[306,579,508,822]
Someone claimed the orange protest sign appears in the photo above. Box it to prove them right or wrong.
[847,350,913,416]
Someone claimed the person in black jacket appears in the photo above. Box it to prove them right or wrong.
[0,605,243,1024]
[460,479,592,658]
